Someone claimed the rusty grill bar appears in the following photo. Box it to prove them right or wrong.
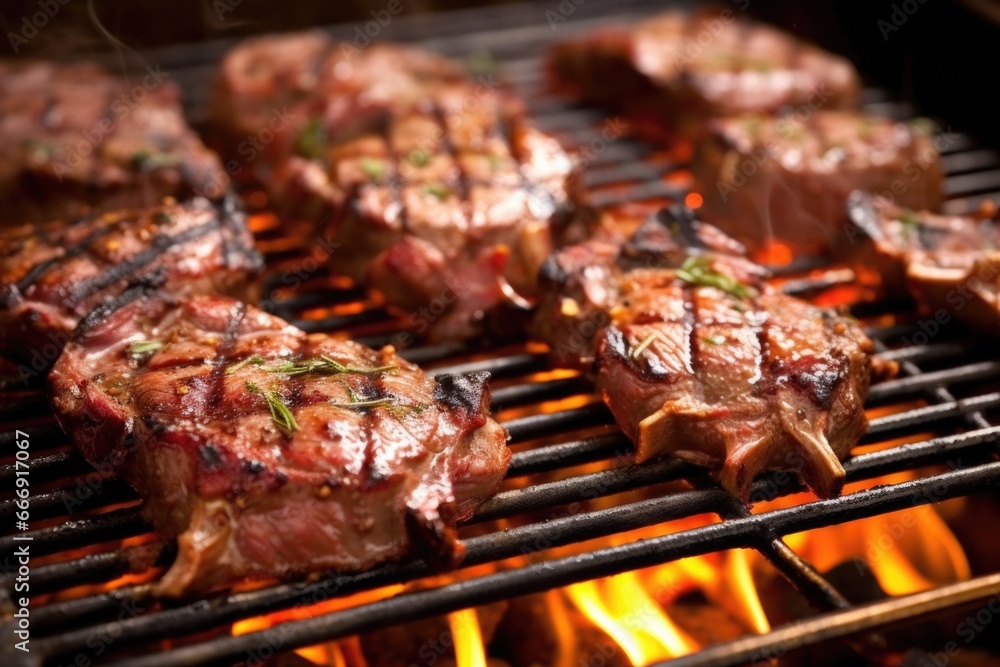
[4,0,1000,665]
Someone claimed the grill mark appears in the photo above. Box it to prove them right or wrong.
[213,193,260,270]
[383,114,412,235]
[754,299,773,400]
[683,284,698,376]
[73,283,155,339]
[430,100,472,225]
[65,219,224,308]
[15,212,126,294]
[492,102,560,221]
[208,301,248,410]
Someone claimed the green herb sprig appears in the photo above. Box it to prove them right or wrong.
[296,118,326,161]
[246,381,300,435]
[676,256,756,301]
[267,356,396,377]
[359,158,385,179]
[130,340,163,357]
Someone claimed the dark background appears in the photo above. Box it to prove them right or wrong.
[2,0,997,145]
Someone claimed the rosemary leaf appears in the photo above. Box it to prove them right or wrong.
[359,158,385,179]
[225,355,267,375]
[424,182,451,201]
[246,381,300,435]
[266,356,396,377]
[130,340,163,357]
[408,150,430,167]
[296,118,326,161]
[630,333,658,360]
[676,256,755,301]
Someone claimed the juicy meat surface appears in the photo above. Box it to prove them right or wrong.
[691,112,945,255]
[847,190,1000,332]
[49,294,510,597]
[0,196,261,380]
[534,205,892,501]
[210,36,588,342]
[0,60,226,224]
[547,8,859,140]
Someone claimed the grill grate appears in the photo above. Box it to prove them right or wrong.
[4,0,1000,665]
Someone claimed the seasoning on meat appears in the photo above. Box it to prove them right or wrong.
[534,205,895,501]
[49,293,510,596]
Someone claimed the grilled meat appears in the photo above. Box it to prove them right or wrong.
[210,36,587,342]
[49,293,510,597]
[691,112,945,256]
[0,60,226,224]
[0,196,261,382]
[534,205,892,501]
[847,190,1000,331]
[547,7,859,141]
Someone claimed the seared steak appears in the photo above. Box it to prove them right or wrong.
[0,60,226,224]
[547,7,859,141]
[847,190,1000,332]
[691,112,945,256]
[210,36,587,342]
[49,293,510,597]
[0,196,261,382]
[534,205,892,501]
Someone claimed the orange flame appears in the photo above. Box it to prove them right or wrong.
[449,609,488,667]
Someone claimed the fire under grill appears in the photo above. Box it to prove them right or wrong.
[4,0,1000,665]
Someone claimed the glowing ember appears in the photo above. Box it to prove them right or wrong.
[684,192,703,209]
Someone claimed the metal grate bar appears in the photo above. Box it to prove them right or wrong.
[75,463,1000,667]
[657,573,1000,667]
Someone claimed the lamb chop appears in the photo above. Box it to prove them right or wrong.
[846,190,1000,332]
[534,205,892,501]
[690,112,945,256]
[0,59,226,224]
[0,196,261,382]
[49,293,510,597]
[547,7,859,142]
[210,35,588,342]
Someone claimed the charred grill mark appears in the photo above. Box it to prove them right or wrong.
[65,220,224,308]
[73,283,157,339]
[380,114,412,235]
[360,414,382,490]
[754,307,772,400]
[209,300,248,409]
[430,101,470,208]
[657,204,705,250]
[214,193,262,270]
[781,355,843,410]
[538,255,569,288]
[683,284,698,375]
[14,213,126,294]
[493,104,560,219]
[433,371,490,414]
[200,443,223,469]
